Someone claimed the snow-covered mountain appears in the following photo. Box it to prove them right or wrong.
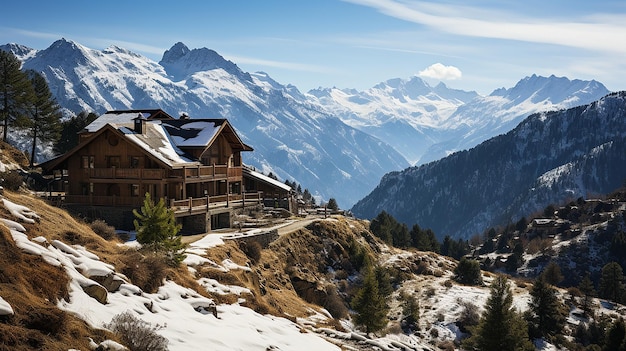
[351,91,626,240]
[1,39,409,208]
[308,77,479,164]
[310,75,609,165]
[418,74,610,164]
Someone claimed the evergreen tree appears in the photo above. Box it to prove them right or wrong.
[579,273,596,318]
[351,261,389,334]
[462,275,533,351]
[599,262,625,303]
[392,223,411,248]
[25,70,61,166]
[370,211,395,244]
[541,261,564,286]
[454,257,483,285]
[374,265,393,298]
[441,235,470,260]
[55,110,97,154]
[526,277,566,340]
[327,197,338,211]
[411,225,439,252]
[0,51,33,142]
[604,318,626,351]
[401,294,419,332]
[133,193,186,266]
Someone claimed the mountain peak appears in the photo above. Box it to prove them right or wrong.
[0,43,37,61]
[159,43,248,81]
[160,42,191,64]
[490,74,609,105]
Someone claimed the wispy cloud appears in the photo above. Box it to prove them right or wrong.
[87,38,165,56]
[225,54,333,74]
[344,0,626,53]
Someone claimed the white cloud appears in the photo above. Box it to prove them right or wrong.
[418,63,462,80]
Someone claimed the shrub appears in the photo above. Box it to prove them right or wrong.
[457,300,480,333]
[453,258,483,285]
[323,285,348,318]
[119,251,168,293]
[104,311,168,351]
[0,171,23,191]
[90,219,117,240]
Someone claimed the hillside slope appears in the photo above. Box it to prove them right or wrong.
[352,91,626,240]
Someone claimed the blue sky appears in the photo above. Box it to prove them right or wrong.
[2,0,626,95]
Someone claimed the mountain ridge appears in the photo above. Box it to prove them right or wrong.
[1,39,409,208]
[351,91,626,239]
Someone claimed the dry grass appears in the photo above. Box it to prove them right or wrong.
[0,223,118,350]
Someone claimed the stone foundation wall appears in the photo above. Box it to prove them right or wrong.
[223,229,278,249]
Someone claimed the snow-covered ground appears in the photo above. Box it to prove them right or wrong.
[0,196,341,351]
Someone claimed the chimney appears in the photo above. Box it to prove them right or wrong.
[180,112,190,120]
[133,113,147,134]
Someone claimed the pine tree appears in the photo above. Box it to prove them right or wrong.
[351,261,389,334]
[526,277,566,340]
[133,193,186,266]
[462,275,533,351]
[604,318,626,351]
[25,70,61,166]
[327,197,338,211]
[578,273,596,317]
[600,262,625,303]
[541,261,564,286]
[0,51,33,142]
[454,257,483,285]
[55,110,97,154]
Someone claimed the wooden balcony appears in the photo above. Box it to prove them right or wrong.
[170,192,263,215]
[84,165,243,182]
[86,168,165,180]
[64,195,145,207]
[63,191,263,216]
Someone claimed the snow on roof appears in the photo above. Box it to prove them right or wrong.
[85,112,149,132]
[246,168,291,191]
[162,120,221,147]
[120,123,197,167]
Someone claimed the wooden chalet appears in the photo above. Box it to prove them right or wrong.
[243,166,296,212]
[42,109,263,233]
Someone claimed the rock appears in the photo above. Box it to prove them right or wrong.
[83,284,108,304]
[91,273,124,292]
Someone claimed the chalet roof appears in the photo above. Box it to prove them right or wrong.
[42,109,252,171]
[84,110,253,152]
[120,123,197,167]
[243,167,292,192]
[84,110,174,132]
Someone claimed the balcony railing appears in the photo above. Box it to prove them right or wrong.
[85,165,242,181]
[169,192,263,214]
[63,191,263,215]
[64,194,145,207]
[87,168,165,180]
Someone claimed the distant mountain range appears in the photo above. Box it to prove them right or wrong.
[1,39,408,208]
[351,92,626,239]
[311,74,609,165]
[0,39,614,211]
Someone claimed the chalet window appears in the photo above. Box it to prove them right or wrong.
[81,155,94,169]
[107,156,121,168]
[131,184,140,197]
[130,156,140,168]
